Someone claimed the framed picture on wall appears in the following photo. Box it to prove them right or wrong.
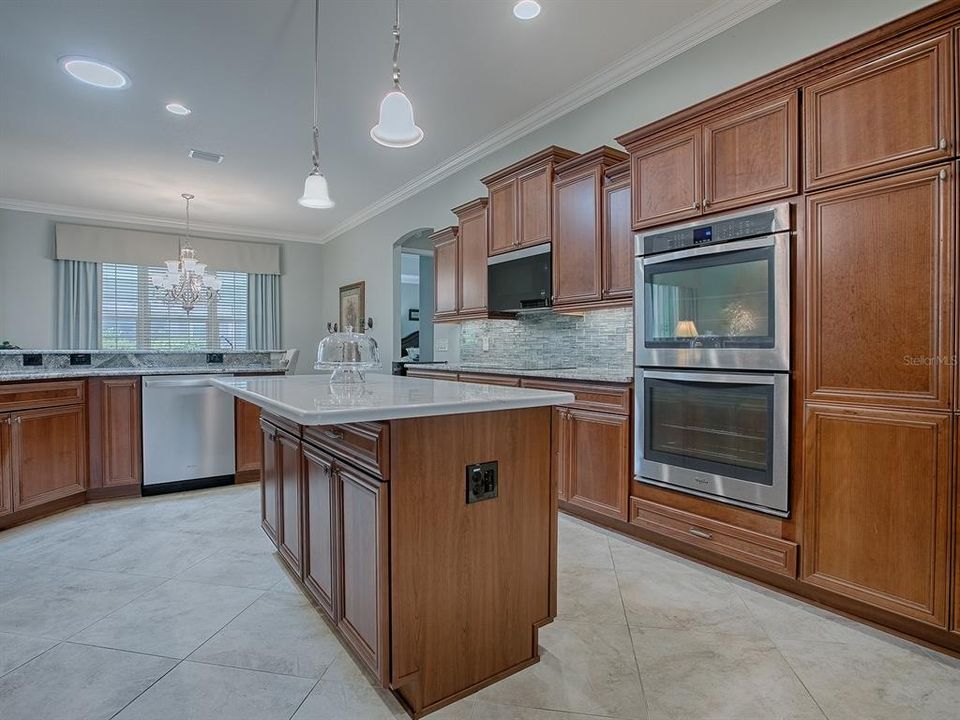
[409,308,420,321]
[339,281,365,332]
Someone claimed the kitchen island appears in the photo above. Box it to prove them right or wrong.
[212,374,574,718]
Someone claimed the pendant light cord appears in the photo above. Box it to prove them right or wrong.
[392,0,401,90]
[311,0,321,172]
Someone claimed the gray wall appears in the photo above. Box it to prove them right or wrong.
[318,0,930,366]
[0,208,326,373]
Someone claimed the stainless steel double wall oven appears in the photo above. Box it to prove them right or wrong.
[634,203,792,516]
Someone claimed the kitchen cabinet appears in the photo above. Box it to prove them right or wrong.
[404,368,459,381]
[804,32,954,190]
[235,398,262,483]
[277,429,303,573]
[432,226,459,322]
[805,164,954,409]
[11,405,86,511]
[260,417,281,544]
[953,419,960,637]
[0,414,11,517]
[303,444,337,617]
[481,146,578,256]
[602,160,633,301]
[336,463,389,684]
[620,92,798,229]
[551,147,628,309]
[802,403,951,627]
[88,377,141,494]
[552,407,567,502]
[455,197,489,319]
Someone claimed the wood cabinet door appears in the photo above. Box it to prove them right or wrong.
[804,33,954,190]
[12,405,86,511]
[488,178,518,255]
[630,129,702,230]
[235,398,262,482]
[458,206,488,316]
[303,445,337,618]
[0,413,11,517]
[518,164,552,248]
[602,176,633,300]
[553,167,602,306]
[564,408,629,521]
[802,404,951,627]
[703,92,798,213]
[337,464,389,683]
[805,165,954,409]
[260,420,280,545]
[553,407,568,502]
[100,378,142,488]
[433,229,459,320]
[277,430,303,574]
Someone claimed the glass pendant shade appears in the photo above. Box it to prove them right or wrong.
[298,172,335,209]
[370,90,423,148]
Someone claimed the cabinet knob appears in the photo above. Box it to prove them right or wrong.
[703,199,711,208]
[939,137,948,150]
[693,201,700,210]
[940,168,947,181]
[14,416,21,424]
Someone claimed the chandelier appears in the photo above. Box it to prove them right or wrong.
[150,193,222,313]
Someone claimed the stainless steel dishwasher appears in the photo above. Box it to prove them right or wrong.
[141,374,236,494]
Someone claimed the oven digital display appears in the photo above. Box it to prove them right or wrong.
[693,227,713,244]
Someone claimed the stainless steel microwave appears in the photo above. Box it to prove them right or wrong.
[487,244,552,314]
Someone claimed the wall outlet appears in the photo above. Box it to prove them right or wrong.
[436,339,449,353]
[482,337,490,352]
[465,461,498,504]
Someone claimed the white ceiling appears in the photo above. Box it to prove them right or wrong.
[0,0,775,244]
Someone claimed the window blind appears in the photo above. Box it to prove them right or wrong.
[101,263,248,350]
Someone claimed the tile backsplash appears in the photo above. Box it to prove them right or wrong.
[459,307,632,368]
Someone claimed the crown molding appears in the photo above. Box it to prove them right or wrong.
[317,0,780,244]
[0,197,324,245]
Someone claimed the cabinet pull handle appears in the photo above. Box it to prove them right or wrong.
[939,168,947,181]
[322,429,344,441]
[939,137,948,150]
[688,527,712,540]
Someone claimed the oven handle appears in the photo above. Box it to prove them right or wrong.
[641,234,781,266]
[642,369,778,386]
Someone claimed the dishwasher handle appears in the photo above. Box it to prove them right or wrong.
[143,377,230,389]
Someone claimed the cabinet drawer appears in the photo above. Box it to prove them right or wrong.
[521,379,630,415]
[0,380,85,411]
[261,411,301,438]
[457,373,520,387]
[405,369,459,381]
[630,498,798,578]
[303,422,389,480]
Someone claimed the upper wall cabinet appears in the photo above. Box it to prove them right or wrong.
[602,160,633,302]
[482,146,578,256]
[551,147,629,310]
[804,33,954,190]
[805,163,954,409]
[432,226,459,323]
[619,92,799,230]
[454,197,489,320]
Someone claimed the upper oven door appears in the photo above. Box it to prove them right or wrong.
[635,233,790,371]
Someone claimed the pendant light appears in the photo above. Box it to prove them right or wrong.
[370,0,423,148]
[298,0,335,208]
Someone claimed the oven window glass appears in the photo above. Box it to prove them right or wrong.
[644,378,773,486]
[644,245,774,349]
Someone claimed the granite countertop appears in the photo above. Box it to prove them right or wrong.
[410,363,634,384]
[212,374,575,426]
[0,366,283,382]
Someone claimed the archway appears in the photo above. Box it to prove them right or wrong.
[392,228,434,365]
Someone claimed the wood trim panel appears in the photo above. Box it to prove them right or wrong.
[804,32,954,190]
[802,404,951,627]
[602,170,633,300]
[0,413,11,517]
[520,378,631,415]
[235,398,262,482]
[630,498,799,578]
[804,164,954,409]
[0,380,85,412]
[404,369,459,381]
[457,373,520,387]
[303,422,389,481]
[953,415,960,636]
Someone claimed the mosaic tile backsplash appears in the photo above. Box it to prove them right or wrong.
[459,307,632,369]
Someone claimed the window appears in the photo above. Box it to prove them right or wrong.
[101,263,248,350]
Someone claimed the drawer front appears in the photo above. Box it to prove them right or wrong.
[521,378,630,415]
[630,498,798,578]
[261,410,301,438]
[0,380,85,411]
[457,373,520,387]
[303,422,389,480]
[405,369,459,381]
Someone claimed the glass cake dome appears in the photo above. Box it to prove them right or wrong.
[315,326,382,384]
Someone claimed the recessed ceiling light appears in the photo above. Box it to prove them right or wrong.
[165,103,191,116]
[188,148,224,164]
[59,56,130,89]
[513,0,541,20]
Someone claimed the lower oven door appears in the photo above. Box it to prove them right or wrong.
[635,368,789,516]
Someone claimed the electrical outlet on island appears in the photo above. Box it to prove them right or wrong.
[482,337,489,352]
[436,339,449,353]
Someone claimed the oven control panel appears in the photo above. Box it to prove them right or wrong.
[639,205,789,256]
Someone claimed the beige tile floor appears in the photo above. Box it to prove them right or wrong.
[1,483,959,720]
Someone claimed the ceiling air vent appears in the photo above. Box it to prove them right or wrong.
[188,148,224,164]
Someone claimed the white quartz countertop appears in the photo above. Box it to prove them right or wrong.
[211,374,576,426]
[0,366,282,382]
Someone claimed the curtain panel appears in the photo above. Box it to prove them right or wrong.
[56,259,101,349]
[248,273,281,350]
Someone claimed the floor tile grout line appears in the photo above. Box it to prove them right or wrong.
[610,536,651,720]
[174,654,331,682]
[106,656,183,720]
[284,677,322,720]
[180,586,270,662]
[61,638,182,662]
